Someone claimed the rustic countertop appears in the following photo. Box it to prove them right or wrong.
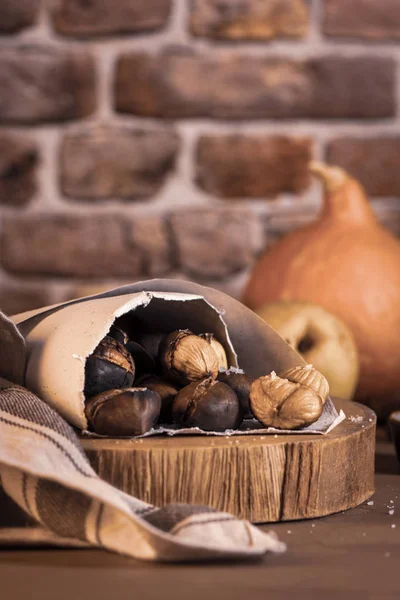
[1,429,399,600]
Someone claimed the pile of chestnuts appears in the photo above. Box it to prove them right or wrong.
[84,324,329,437]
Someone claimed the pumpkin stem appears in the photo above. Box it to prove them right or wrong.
[309,161,376,225]
[309,161,349,193]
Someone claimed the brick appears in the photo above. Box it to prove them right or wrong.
[1,214,172,278]
[0,0,40,33]
[51,0,172,36]
[61,126,179,200]
[115,52,394,119]
[0,47,96,124]
[0,284,50,316]
[190,0,308,40]
[327,138,400,197]
[324,0,400,40]
[196,135,312,198]
[0,134,38,206]
[169,208,264,278]
[129,217,172,276]
[267,209,316,235]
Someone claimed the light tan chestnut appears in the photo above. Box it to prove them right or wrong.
[199,333,229,370]
[249,371,323,430]
[158,329,219,385]
[280,364,329,403]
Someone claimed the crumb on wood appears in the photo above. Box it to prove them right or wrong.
[349,415,363,423]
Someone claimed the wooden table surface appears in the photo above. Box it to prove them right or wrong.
[1,429,399,600]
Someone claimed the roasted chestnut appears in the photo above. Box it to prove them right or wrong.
[249,371,323,430]
[158,330,219,385]
[137,375,179,423]
[172,377,243,431]
[85,387,161,436]
[84,336,134,398]
[200,333,228,370]
[108,325,129,346]
[217,368,253,418]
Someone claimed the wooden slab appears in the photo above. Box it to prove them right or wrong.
[82,399,376,524]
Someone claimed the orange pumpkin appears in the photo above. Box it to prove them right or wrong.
[243,162,400,418]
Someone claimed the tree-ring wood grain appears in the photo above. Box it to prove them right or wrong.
[81,399,376,524]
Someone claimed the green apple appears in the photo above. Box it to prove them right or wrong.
[256,300,359,401]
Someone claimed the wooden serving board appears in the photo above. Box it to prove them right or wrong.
[82,399,376,524]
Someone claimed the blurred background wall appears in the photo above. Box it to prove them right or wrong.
[1,0,400,315]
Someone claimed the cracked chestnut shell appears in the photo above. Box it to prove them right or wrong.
[217,369,253,418]
[249,371,323,430]
[137,375,179,423]
[84,336,135,398]
[108,325,129,346]
[172,377,243,431]
[199,333,228,370]
[85,388,161,436]
[279,364,329,403]
[158,330,219,385]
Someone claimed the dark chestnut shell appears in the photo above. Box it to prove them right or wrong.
[217,369,253,419]
[137,375,180,424]
[108,325,129,346]
[85,387,161,436]
[172,378,243,432]
[84,336,135,398]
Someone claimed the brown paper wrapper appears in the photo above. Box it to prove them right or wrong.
[9,279,343,434]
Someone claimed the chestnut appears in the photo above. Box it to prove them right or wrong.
[85,388,161,436]
[137,375,180,423]
[172,377,243,432]
[217,368,253,419]
[158,330,219,385]
[199,333,228,370]
[249,371,323,430]
[108,325,129,346]
[84,336,135,398]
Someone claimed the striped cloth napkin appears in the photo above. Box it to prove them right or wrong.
[0,311,285,562]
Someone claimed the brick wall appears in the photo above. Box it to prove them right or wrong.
[1,0,400,315]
